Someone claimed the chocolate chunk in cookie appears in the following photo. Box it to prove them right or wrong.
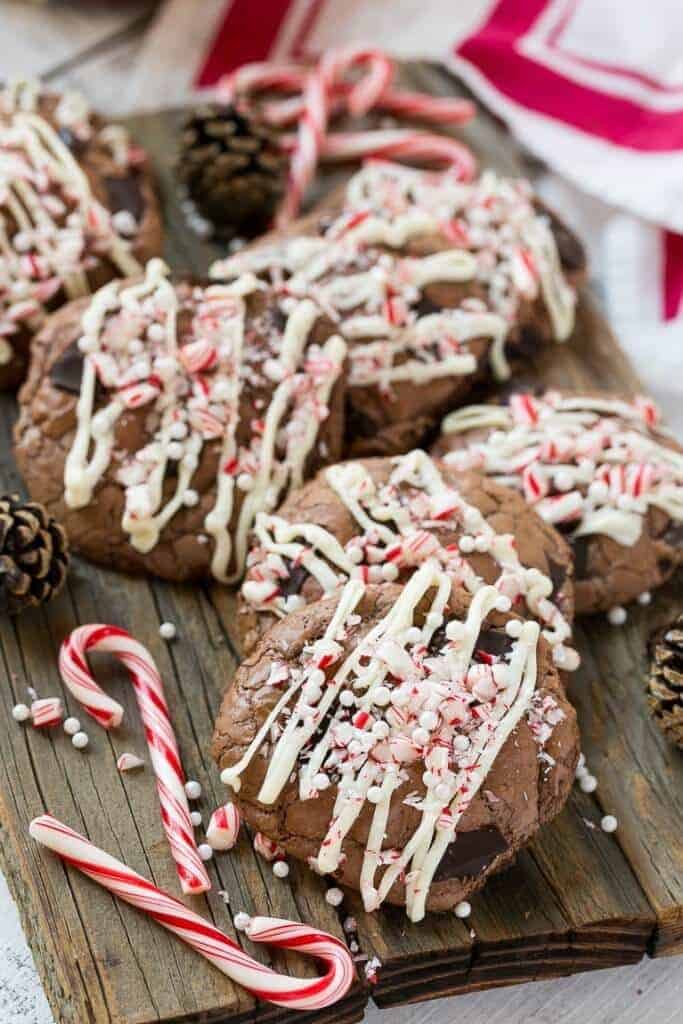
[14,261,347,582]
[211,163,586,456]
[434,389,683,614]
[213,563,579,920]
[238,450,577,670]
[0,79,163,390]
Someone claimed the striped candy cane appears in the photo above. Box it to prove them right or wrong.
[58,624,210,896]
[30,815,355,1011]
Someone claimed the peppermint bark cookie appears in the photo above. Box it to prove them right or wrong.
[0,79,163,391]
[212,162,586,455]
[213,561,580,921]
[434,390,683,615]
[238,450,577,671]
[14,260,346,581]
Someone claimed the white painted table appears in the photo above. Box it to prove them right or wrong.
[0,4,681,1022]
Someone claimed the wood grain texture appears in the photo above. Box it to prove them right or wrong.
[0,63,681,1023]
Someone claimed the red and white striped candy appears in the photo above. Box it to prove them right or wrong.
[30,815,354,1011]
[207,803,241,852]
[179,339,218,374]
[117,752,145,773]
[254,832,285,862]
[522,463,548,504]
[510,393,540,426]
[58,624,210,896]
[31,697,63,729]
[307,129,476,183]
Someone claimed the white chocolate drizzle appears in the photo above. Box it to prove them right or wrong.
[64,260,346,580]
[225,559,552,922]
[211,162,576,386]
[0,79,142,365]
[241,449,578,669]
[441,391,683,548]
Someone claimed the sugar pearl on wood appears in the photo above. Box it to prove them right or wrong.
[454,901,471,918]
[607,606,627,626]
[579,773,598,793]
[190,811,203,827]
[273,860,289,878]
[159,621,177,640]
[325,887,344,907]
[233,912,251,931]
[184,779,202,800]
[72,732,89,750]
[601,814,618,833]
[63,717,81,736]
[197,843,213,861]
[12,703,30,723]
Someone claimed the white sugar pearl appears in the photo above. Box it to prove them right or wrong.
[454,901,471,919]
[198,843,213,861]
[381,562,399,581]
[580,773,598,793]
[313,773,330,790]
[72,732,89,750]
[554,469,573,492]
[112,210,138,236]
[419,711,438,731]
[453,735,470,752]
[637,591,652,606]
[184,779,202,800]
[339,690,355,707]
[63,716,81,736]
[147,323,165,343]
[412,727,430,747]
[325,887,344,907]
[347,546,364,564]
[372,686,392,707]
[459,535,475,553]
[183,489,200,507]
[607,606,627,626]
[190,811,203,827]
[159,621,177,640]
[367,786,383,804]
[601,814,618,833]
[273,860,290,878]
[372,720,389,740]
[505,620,523,639]
[169,420,188,440]
[12,703,31,723]
[474,535,490,553]
[233,912,251,932]
[308,669,325,687]
[495,595,512,613]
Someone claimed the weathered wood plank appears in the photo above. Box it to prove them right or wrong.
[0,74,681,1024]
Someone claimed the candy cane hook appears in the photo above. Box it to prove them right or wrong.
[30,816,355,1011]
[58,624,211,896]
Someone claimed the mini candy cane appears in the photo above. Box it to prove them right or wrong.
[310,130,476,182]
[207,803,241,851]
[58,624,210,896]
[30,815,355,1011]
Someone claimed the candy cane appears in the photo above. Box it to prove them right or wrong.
[278,47,393,225]
[58,624,210,896]
[308,130,476,182]
[30,815,355,1011]
[221,62,475,127]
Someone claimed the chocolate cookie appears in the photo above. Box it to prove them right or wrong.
[239,450,577,671]
[213,562,579,920]
[211,163,586,455]
[0,79,163,390]
[14,260,347,581]
[433,390,683,615]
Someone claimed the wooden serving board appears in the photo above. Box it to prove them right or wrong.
[0,64,682,1024]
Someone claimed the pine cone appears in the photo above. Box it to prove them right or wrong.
[647,614,683,750]
[176,103,287,240]
[0,495,69,614]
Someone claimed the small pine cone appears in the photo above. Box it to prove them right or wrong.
[0,495,69,615]
[647,614,683,750]
[176,103,287,240]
